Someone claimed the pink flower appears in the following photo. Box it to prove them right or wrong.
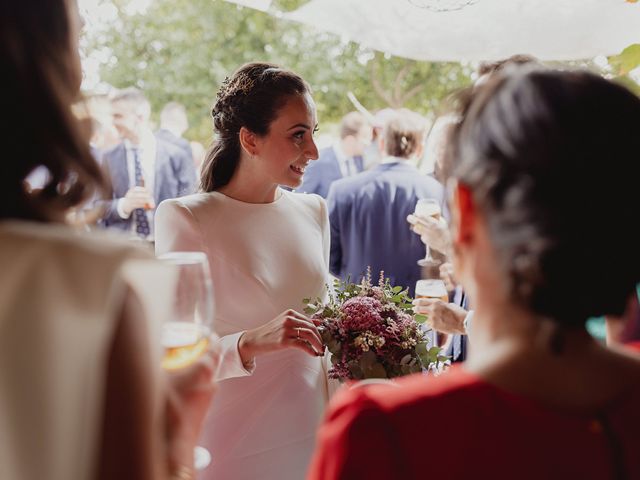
[340,296,385,334]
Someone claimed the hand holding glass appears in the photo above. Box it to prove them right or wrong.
[158,251,215,471]
[414,198,442,266]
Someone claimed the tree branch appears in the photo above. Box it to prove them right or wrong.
[393,64,412,106]
[370,61,395,107]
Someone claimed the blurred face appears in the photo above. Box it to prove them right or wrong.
[111,100,142,143]
[343,124,373,157]
[253,93,319,188]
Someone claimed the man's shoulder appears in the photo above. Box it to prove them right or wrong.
[312,146,338,166]
[330,168,380,194]
[156,129,190,149]
[383,166,444,192]
[157,137,190,161]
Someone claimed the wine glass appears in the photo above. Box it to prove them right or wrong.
[415,278,449,348]
[414,198,442,267]
[158,251,215,471]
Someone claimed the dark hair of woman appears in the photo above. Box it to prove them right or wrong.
[200,62,310,192]
[448,67,640,327]
[0,0,105,222]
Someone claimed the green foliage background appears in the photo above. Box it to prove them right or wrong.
[86,0,473,143]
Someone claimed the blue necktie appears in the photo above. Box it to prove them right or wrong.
[353,155,364,173]
[132,148,150,238]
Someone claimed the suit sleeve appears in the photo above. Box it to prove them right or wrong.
[307,389,400,480]
[97,157,126,226]
[326,185,342,277]
[172,150,198,197]
[154,199,255,382]
[297,162,321,195]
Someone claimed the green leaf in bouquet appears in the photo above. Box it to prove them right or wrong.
[347,360,364,379]
[416,341,439,367]
[303,306,316,315]
[356,351,385,378]
[392,295,403,303]
[400,354,412,365]
[414,313,428,324]
[392,286,403,293]
[325,337,342,356]
[302,298,311,304]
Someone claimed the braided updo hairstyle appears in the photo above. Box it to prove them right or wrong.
[201,62,310,191]
[448,67,640,327]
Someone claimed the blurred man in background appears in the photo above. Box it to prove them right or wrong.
[297,111,372,198]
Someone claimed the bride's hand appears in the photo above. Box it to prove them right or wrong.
[238,309,324,363]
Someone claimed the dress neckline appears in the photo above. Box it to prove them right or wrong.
[211,187,289,207]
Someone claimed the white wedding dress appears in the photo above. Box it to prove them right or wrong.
[155,189,330,480]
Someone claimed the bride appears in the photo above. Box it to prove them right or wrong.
[155,62,328,480]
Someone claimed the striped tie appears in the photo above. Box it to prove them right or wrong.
[132,148,150,238]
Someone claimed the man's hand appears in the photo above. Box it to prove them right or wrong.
[413,298,467,335]
[439,262,457,293]
[121,186,155,216]
[407,213,452,257]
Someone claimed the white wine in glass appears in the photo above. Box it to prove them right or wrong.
[162,322,211,371]
[414,198,442,267]
[158,251,215,471]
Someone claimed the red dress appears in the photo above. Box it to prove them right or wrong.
[308,366,640,480]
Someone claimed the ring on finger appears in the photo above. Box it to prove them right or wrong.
[296,328,300,340]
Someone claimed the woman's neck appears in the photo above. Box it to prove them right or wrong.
[462,299,640,411]
[464,299,590,370]
[217,161,280,204]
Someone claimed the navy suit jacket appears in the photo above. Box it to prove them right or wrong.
[298,146,364,198]
[100,139,197,231]
[155,129,193,160]
[327,161,446,296]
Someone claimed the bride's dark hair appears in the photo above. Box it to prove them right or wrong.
[200,62,310,192]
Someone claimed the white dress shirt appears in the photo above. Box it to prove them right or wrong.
[333,143,358,177]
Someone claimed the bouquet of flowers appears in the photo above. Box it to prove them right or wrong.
[303,270,447,382]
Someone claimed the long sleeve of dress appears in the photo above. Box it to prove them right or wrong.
[155,199,254,381]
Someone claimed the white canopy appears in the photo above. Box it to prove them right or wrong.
[281,0,640,61]
[225,0,272,12]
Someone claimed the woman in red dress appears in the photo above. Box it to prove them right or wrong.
[308,68,640,480]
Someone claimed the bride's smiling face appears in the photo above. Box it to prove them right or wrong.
[252,93,319,188]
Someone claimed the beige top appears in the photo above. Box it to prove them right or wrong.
[0,221,174,480]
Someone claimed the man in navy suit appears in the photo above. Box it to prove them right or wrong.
[155,101,193,161]
[99,89,197,239]
[297,111,371,198]
[327,110,445,296]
